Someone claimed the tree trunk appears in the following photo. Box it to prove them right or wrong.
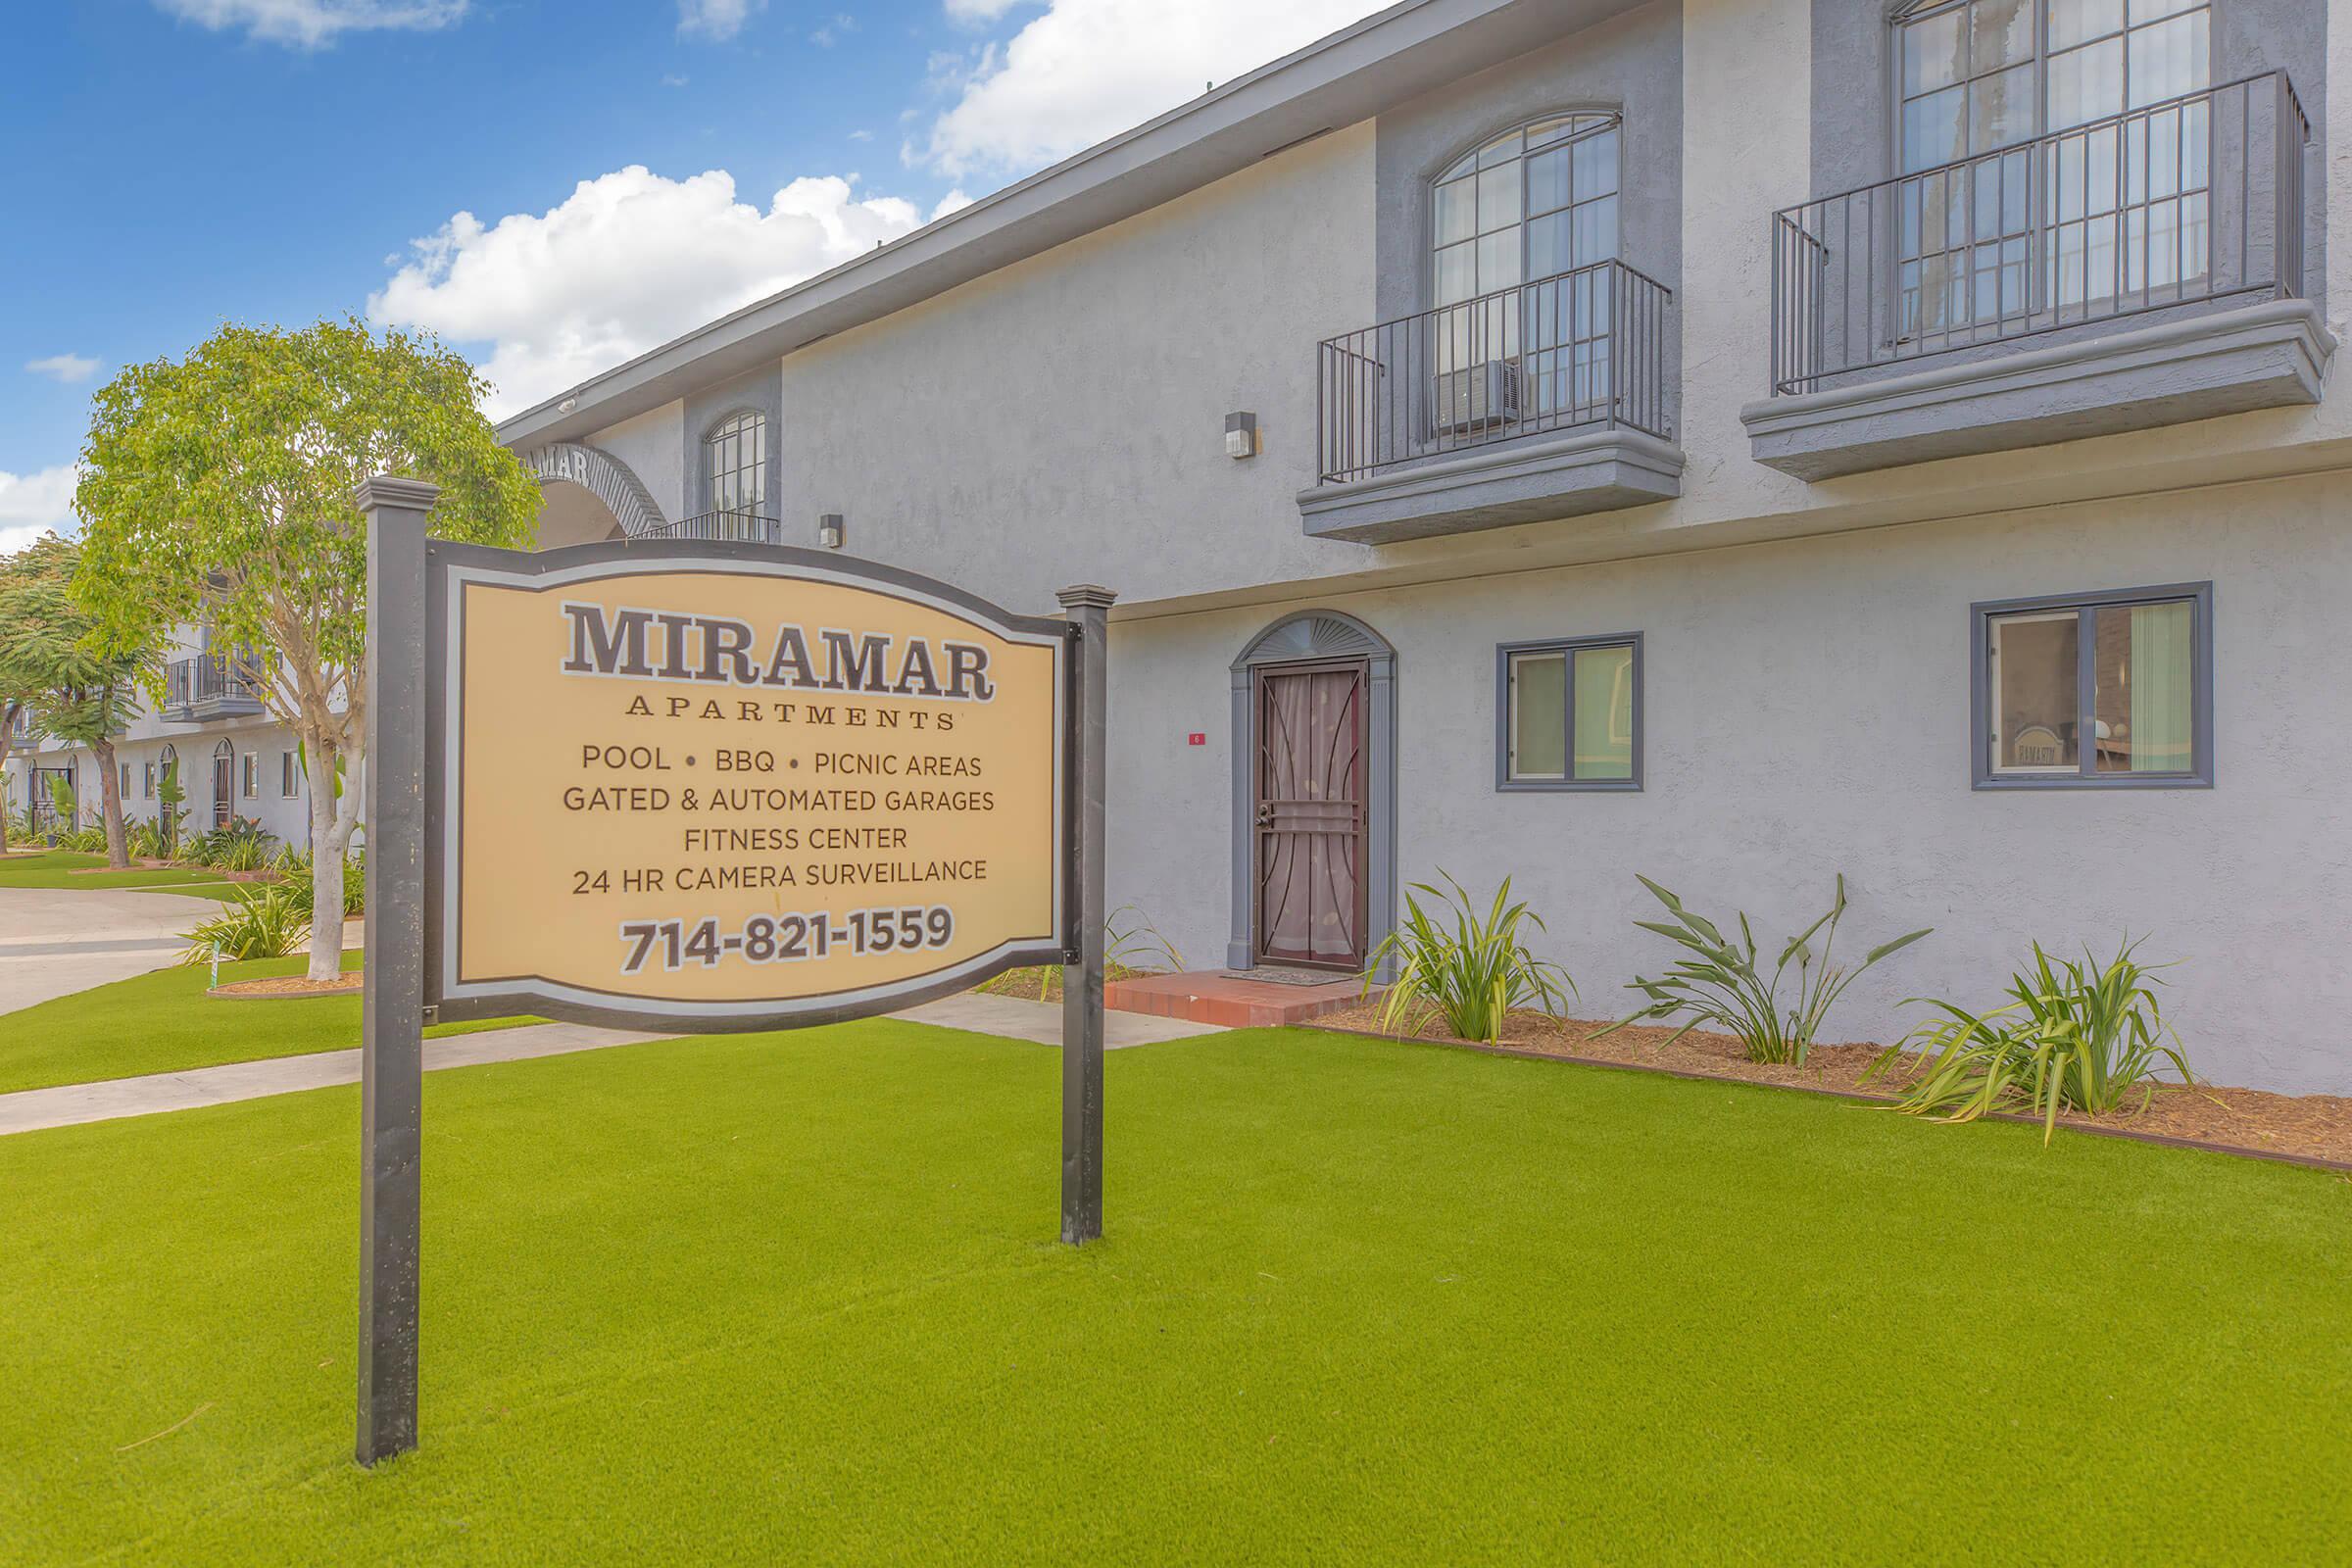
[306,736,344,983]
[94,737,128,869]
[0,702,14,857]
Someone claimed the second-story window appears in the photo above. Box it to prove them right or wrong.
[704,412,768,520]
[1894,0,2213,334]
[1433,114,1620,308]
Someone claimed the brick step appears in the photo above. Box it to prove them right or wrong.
[1104,969,1364,1029]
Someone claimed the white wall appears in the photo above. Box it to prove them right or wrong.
[1106,470,2352,1095]
[775,122,1384,617]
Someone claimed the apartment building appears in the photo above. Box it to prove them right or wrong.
[4,625,317,850]
[20,0,2345,1092]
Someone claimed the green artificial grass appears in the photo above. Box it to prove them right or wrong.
[0,1025,2344,1564]
[0,953,534,1094]
[0,849,261,893]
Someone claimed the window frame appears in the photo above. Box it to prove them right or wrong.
[1429,111,1623,311]
[700,409,769,519]
[1969,580,2214,790]
[281,750,300,799]
[1494,632,1644,793]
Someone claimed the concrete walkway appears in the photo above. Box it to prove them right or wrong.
[0,992,1222,1138]
[0,887,203,1012]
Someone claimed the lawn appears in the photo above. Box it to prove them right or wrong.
[0,848,249,896]
[0,1024,2344,1564]
[0,954,531,1094]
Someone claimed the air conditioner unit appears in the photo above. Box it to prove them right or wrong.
[1432,360,1520,434]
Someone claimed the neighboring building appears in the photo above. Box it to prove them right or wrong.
[5,628,318,850]
[28,0,2350,1094]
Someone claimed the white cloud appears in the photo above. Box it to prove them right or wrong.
[809,12,857,46]
[368,166,929,416]
[0,466,80,549]
[677,0,762,41]
[915,0,1386,178]
[944,0,1034,22]
[661,73,690,87]
[930,189,974,220]
[152,0,466,48]
[24,354,99,384]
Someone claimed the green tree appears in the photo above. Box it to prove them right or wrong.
[74,318,540,980]
[0,533,157,866]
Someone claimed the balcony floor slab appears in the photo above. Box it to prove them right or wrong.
[1297,424,1684,545]
[1741,298,2335,482]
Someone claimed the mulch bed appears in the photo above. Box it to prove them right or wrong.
[1312,1002,2352,1171]
[209,975,364,999]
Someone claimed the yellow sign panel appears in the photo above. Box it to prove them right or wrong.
[437,558,1065,1022]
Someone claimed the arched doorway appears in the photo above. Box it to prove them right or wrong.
[519,442,667,547]
[1227,611,1396,972]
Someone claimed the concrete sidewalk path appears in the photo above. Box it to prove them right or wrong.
[0,887,206,1013]
[0,992,1222,1137]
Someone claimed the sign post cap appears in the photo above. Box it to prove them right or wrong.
[354,474,442,514]
[1054,584,1118,611]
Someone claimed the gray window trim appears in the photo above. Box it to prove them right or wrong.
[1969,580,2215,790]
[698,406,770,517]
[1494,631,1643,792]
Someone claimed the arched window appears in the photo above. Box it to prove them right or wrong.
[1432,113,1619,308]
[1894,0,2212,333]
[702,411,768,520]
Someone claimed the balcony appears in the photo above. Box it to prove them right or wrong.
[1744,73,2330,480]
[163,653,267,723]
[4,710,33,752]
[1300,259,1681,544]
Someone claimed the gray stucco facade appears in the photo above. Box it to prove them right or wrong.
[464,0,2352,1097]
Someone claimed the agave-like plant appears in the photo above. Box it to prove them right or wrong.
[1866,938,2193,1145]
[1364,872,1575,1044]
[1601,874,1930,1065]
[180,884,313,965]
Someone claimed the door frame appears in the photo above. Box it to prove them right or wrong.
[1250,657,1371,972]
[1226,610,1396,974]
[212,740,234,831]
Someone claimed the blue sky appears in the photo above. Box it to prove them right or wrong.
[0,0,1381,548]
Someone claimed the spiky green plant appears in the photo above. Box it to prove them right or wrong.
[1866,938,2193,1145]
[1364,872,1574,1044]
[180,884,312,964]
[1601,875,1930,1066]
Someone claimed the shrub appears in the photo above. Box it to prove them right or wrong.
[124,816,165,859]
[180,885,312,964]
[278,852,365,918]
[1865,938,2193,1145]
[1602,874,1930,1066]
[1365,872,1574,1045]
[182,816,273,869]
[64,825,109,855]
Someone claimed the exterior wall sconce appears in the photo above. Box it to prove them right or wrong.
[1224,412,1257,460]
[818,513,846,549]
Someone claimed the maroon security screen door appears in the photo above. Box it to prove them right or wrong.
[1253,659,1369,970]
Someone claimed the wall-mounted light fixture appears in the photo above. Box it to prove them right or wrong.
[1224,412,1257,460]
[818,513,846,550]
[557,396,578,413]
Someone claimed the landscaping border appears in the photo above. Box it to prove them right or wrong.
[1306,1020,2352,1175]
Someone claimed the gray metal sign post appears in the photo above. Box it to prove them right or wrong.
[1055,585,1114,1245]
[356,476,437,1467]
[352,480,1112,1467]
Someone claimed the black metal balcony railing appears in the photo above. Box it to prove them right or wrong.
[1315,258,1673,486]
[1770,72,2308,398]
[643,508,785,545]
[164,653,267,718]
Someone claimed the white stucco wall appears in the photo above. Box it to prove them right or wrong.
[1106,470,2352,1096]
[589,401,687,527]
[773,121,1384,616]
